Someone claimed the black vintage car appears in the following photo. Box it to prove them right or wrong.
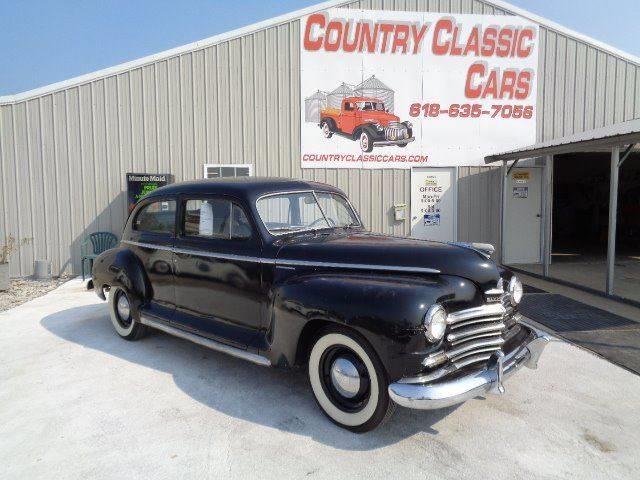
[92,178,548,432]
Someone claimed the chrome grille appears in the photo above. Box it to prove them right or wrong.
[384,122,408,141]
[444,303,507,369]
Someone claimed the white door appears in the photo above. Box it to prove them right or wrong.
[411,167,456,242]
[503,167,542,264]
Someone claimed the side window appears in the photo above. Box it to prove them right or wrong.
[231,204,252,240]
[183,199,252,240]
[184,199,230,238]
[134,200,176,234]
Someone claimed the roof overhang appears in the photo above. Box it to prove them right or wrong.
[485,119,640,163]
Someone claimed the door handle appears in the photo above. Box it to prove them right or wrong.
[535,214,541,218]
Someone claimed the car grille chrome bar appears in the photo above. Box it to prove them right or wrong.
[447,303,505,324]
[384,122,408,141]
[447,322,506,343]
[438,300,511,369]
[446,336,505,361]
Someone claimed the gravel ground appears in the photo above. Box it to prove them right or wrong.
[0,276,72,312]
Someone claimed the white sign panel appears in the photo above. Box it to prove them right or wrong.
[411,168,456,242]
[300,9,539,169]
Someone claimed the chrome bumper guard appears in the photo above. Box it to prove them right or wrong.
[373,137,415,147]
[388,331,549,410]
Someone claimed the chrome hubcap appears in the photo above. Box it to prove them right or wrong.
[323,124,330,136]
[116,294,131,321]
[360,133,368,150]
[330,357,361,398]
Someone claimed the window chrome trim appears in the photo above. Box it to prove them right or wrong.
[121,240,440,274]
[255,190,363,236]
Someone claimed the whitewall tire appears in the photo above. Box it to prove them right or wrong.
[359,131,373,153]
[322,121,333,138]
[308,328,395,432]
[108,287,148,341]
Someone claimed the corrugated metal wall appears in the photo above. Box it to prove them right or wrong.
[1,0,639,276]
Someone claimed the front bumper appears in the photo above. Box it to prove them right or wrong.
[388,329,549,410]
[373,137,415,147]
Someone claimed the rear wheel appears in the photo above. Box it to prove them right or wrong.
[108,287,148,341]
[308,327,395,432]
[321,121,333,138]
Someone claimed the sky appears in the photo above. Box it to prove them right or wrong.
[1,0,639,96]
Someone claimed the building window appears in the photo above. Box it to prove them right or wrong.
[203,164,253,179]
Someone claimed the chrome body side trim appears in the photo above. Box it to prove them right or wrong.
[122,240,174,252]
[140,314,271,367]
[121,240,441,274]
[273,258,440,274]
[173,246,271,264]
[388,330,549,410]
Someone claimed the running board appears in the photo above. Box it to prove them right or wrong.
[140,314,271,367]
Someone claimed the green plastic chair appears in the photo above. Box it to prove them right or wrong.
[81,232,118,280]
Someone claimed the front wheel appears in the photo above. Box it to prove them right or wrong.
[359,130,374,153]
[308,327,395,432]
[108,287,148,341]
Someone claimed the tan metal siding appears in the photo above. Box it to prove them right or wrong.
[1,0,639,276]
[457,166,502,259]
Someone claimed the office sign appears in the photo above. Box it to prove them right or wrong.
[301,9,539,169]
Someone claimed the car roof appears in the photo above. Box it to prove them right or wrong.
[344,96,382,103]
[145,177,345,202]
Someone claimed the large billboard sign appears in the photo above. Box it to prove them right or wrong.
[301,9,539,169]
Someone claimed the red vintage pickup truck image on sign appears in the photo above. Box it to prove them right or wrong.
[319,96,414,153]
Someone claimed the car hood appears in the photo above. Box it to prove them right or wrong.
[275,231,501,292]
[361,111,400,124]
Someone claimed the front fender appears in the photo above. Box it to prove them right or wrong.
[267,272,473,379]
[92,247,152,303]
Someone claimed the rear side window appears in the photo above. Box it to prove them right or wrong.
[134,200,176,234]
[183,199,252,240]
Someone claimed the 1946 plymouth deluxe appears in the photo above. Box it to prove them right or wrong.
[92,177,548,432]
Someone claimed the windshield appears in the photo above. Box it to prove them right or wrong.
[357,101,385,111]
[257,191,361,235]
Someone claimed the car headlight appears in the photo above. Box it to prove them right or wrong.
[508,276,523,306]
[424,304,447,342]
[405,121,412,129]
[373,122,384,131]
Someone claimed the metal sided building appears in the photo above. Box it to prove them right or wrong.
[1,0,639,303]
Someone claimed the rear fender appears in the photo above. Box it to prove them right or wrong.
[320,117,336,131]
[92,247,152,304]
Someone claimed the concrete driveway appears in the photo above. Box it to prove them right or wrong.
[2,279,639,479]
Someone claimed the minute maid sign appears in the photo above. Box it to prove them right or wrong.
[300,9,539,169]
